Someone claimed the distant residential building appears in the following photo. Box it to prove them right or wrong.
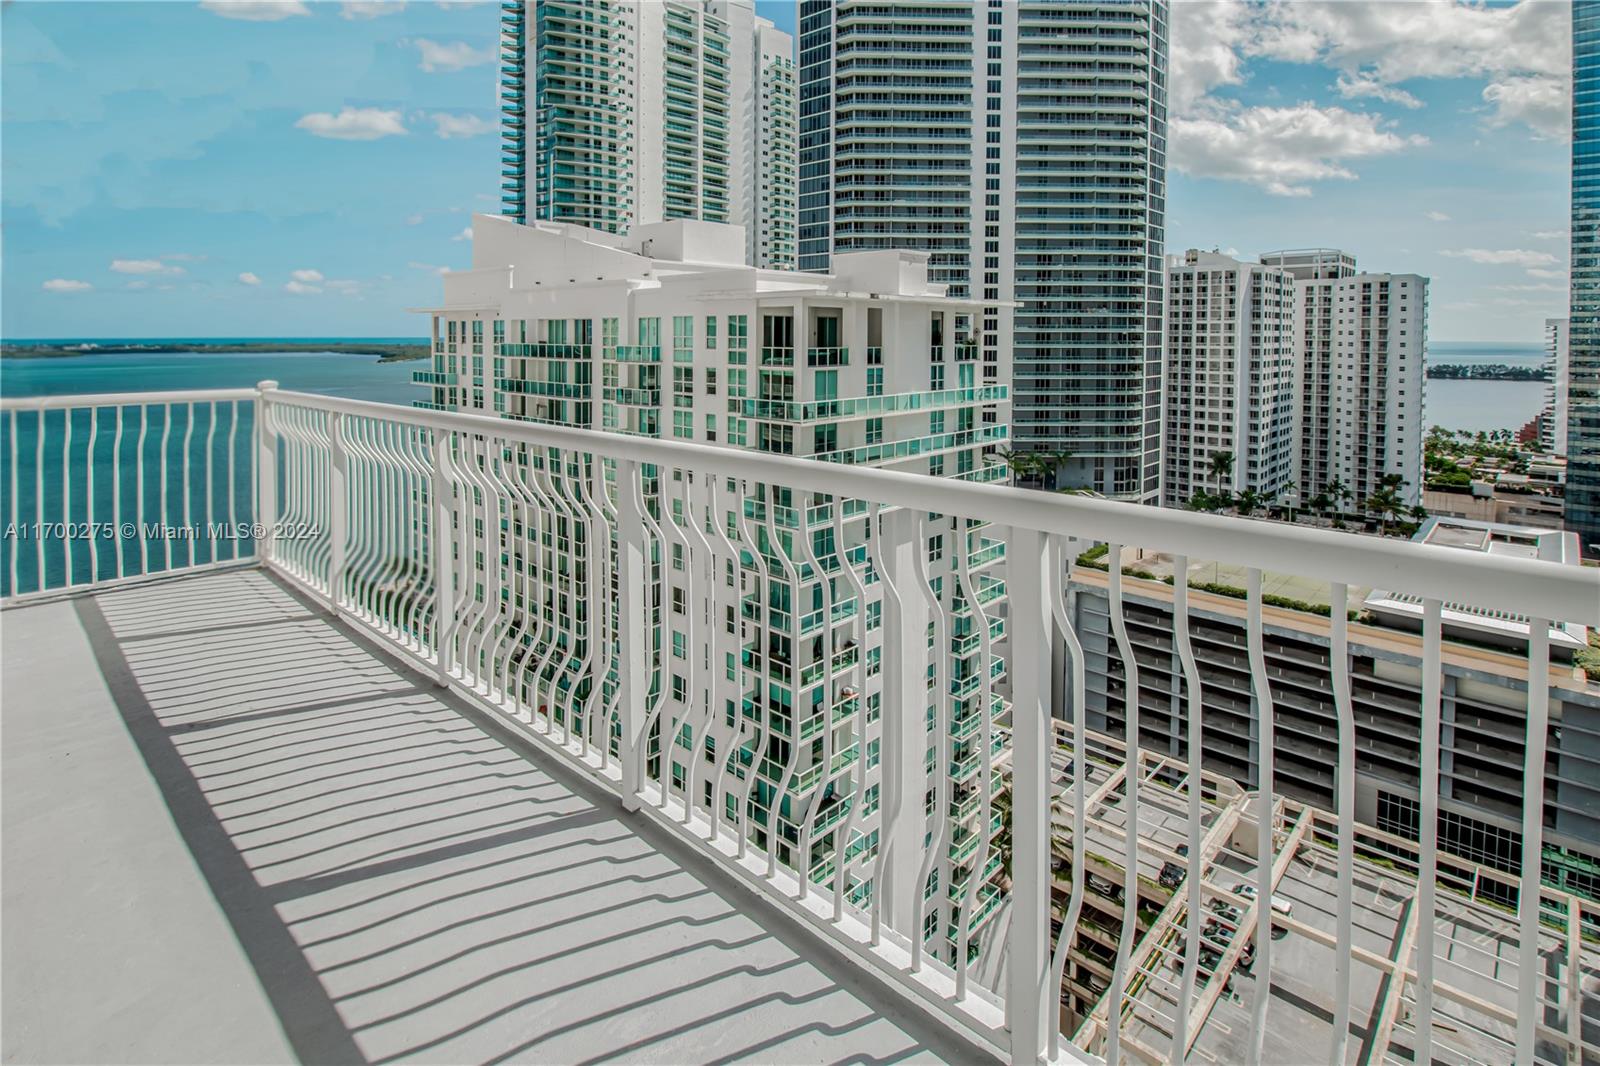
[798,1,1170,501]
[1567,0,1600,555]
[1262,248,1428,508]
[499,0,797,269]
[1542,317,1571,455]
[416,214,1011,964]
[1161,250,1296,507]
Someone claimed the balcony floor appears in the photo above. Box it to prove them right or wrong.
[1,568,976,1065]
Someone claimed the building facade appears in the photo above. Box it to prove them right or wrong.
[1066,523,1599,905]
[1262,249,1428,509]
[1161,250,1296,508]
[1568,0,1600,555]
[500,0,797,268]
[1543,317,1571,455]
[416,214,1011,961]
[797,0,1168,501]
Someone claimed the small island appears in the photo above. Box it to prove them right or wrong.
[1426,362,1546,381]
[1,340,431,363]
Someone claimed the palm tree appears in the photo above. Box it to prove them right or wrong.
[1324,478,1352,519]
[987,447,1043,487]
[1037,448,1075,491]
[1207,450,1235,497]
[1365,485,1406,535]
[1236,488,1265,517]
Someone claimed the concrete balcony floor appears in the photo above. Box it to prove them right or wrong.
[1,568,979,1065]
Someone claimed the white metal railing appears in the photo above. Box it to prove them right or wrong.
[1,387,261,598]
[3,382,1597,1066]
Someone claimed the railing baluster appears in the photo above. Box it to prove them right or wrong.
[1329,582,1356,1066]
[430,426,456,686]
[1416,597,1443,1060]
[874,506,926,946]
[327,411,348,613]
[255,382,278,565]
[1004,525,1050,1066]
[615,457,646,810]
[1106,541,1140,1064]
[1046,534,1088,1063]
[1245,567,1275,1063]
[158,403,172,574]
[180,401,195,570]
[86,408,99,584]
[1516,613,1551,1064]
[830,494,871,920]
[1172,553,1203,1063]
[113,406,125,580]
[7,410,17,595]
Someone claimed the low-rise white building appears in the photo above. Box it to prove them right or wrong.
[1544,316,1571,455]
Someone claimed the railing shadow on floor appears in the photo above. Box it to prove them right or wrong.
[65,567,989,1065]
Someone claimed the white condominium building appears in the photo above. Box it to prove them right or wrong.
[1262,248,1429,508]
[1161,250,1296,507]
[798,0,1169,501]
[416,214,1011,961]
[1545,317,1572,455]
[500,0,797,269]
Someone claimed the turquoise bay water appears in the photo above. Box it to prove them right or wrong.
[1,348,422,595]
[1425,341,1548,434]
[1,349,419,404]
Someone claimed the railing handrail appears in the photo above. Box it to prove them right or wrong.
[258,386,1597,624]
[7,384,1596,624]
[0,387,260,412]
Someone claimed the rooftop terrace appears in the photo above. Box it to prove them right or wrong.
[2,568,980,1065]
[2,384,1595,1065]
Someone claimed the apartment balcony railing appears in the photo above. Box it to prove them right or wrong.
[1,383,1596,1066]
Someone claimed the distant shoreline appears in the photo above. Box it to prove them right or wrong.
[1426,362,1547,381]
[1,341,430,363]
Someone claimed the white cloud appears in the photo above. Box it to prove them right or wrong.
[453,226,473,242]
[294,107,406,141]
[42,279,92,293]
[238,272,262,285]
[1425,211,1451,223]
[1169,1,1250,114]
[1169,0,1569,146]
[1482,75,1569,141]
[405,213,425,226]
[1441,248,1559,267]
[325,279,362,295]
[430,112,494,139]
[1335,73,1422,109]
[291,268,325,283]
[1171,103,1426,197]
[1490,282,1566,293]
[409,261,451,276]
[111,258,184,275]
[1530,229,1568,241]
[1527,267,1567,279]
[414,38,493,73]
[126,281,150,291]
[284,280,322,295]
[341,0,405,18]
[199,0,310,21]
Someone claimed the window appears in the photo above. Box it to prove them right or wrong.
[865,417,883,445]
[705,315,717,349]
[867,367,884,396]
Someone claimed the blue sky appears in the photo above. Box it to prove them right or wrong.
[1,0,1573,343]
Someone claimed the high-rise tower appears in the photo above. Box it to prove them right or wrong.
[500,0,797,268]
[798,1,1168,501]
[1567,0,1600,555]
